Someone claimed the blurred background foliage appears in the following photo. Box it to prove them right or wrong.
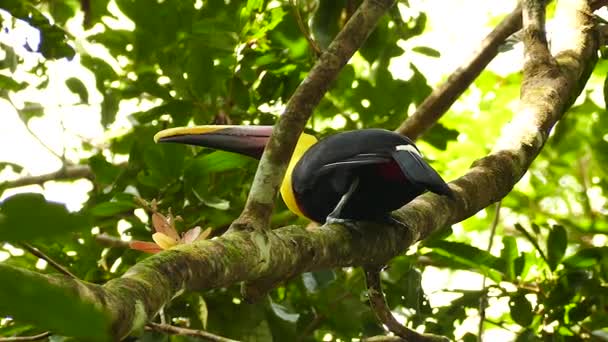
[0,0,607,341]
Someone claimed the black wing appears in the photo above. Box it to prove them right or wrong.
[391,150,453,197]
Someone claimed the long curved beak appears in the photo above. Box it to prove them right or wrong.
[154,125,274,159]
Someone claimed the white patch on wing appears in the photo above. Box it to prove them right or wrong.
[396,144,422,157]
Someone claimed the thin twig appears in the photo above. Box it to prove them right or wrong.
[363,336,406,342]
[395,4,522,140]
[364,267,449,342]
[94,233,130,248]
[290,0,322,56]
[5,97,63,161]
[1,165,94,189]
[477,201,502,342]
[146,323,239,342]
[19,243,78,279]
[0,332,51,341]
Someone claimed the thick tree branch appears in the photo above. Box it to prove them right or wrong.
[395,4,522,140]
[231,0,396,232]
[0,0,597,340]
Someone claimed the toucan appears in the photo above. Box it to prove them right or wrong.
[154,126,453,224]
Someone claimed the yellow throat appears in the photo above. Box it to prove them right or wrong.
[280,133,317,219]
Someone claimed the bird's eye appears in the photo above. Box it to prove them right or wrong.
[396,144,422,157]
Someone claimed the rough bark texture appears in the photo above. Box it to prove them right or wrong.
[0,0,598,340]
[231,0,396,231]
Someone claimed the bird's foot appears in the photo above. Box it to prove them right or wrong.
[324,216,365,234]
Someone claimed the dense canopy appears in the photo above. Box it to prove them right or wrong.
[0,0,607,341]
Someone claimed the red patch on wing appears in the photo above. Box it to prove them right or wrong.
[376,160,406,181]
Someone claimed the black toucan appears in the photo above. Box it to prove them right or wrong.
[154,126,453,224]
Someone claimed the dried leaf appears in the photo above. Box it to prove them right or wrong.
[181,226,202,244]
[152,212,179,240]
[129,241,163,254]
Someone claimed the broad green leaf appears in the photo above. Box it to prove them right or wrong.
[65,77,89,103]
[88,154,121,185]
[0,74,27,91]
[547,225,568,271]
[18,102,44,121]
[563,247,608,268]
[423,123,459,150]
[0,193,87,242]
[186,151,251,176]
[89,200,136,217]
[0,264,109,340]
[514,252,533,279]
[425,240,504,282]
[509,294,533,327]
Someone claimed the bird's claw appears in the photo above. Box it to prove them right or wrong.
[324,217,365,234]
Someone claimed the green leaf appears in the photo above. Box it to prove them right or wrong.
[0,74,27,91]
[563,247,608,268]
[423,123,459,150]
[0,161,24,173]
[0,264,109,341]
[424,240,504,282]
[186,151,251,178]
[101,90,120,127]
[65,77,89,103]
[311,0,344,49]
[501,236,518,280]
[0,193,87,242]
[132,100,194,124]
[547,225,567,271]
[509,294,534,327]
[1,0,75,59]
[88,154,121,185]
[514,223,548,264]
[18,102,44,121]
[514,252,532,279]
[412,46,441,58]
[89,200,136,217]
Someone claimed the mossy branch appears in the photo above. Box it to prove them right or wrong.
[0,0,598,340]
